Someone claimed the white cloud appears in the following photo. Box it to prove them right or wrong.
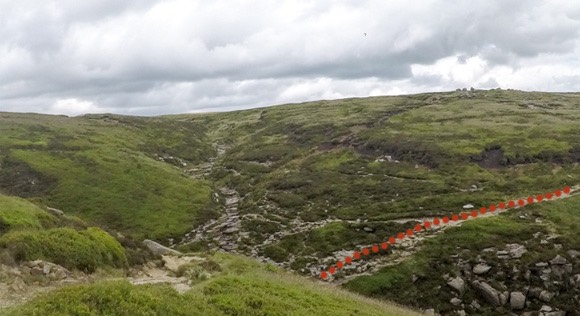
[0,0,579,115]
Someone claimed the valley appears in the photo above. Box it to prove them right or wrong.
[0,89,579,315]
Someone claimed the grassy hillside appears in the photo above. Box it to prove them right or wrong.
[344,193,580,315]
[4,253,418,316]
[0,89,579,314]
[0,113,217,240]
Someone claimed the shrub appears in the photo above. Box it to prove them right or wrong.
[0,227,128,272]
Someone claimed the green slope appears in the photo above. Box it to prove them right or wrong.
[0,113,217,240]
[4,253,419,316]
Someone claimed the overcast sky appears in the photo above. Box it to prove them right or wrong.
[1,0,580,116]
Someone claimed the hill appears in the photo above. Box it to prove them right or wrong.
[0,89,579,314]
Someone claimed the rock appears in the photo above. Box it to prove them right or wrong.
[552,263,573,278]
[497,250,509,256]
[550,255,568,265]
[456,310,466,316]
[505,244,527,258]
[571,274,580,288]
[470,300,481,309]
[43,263,52,275]
[411,274,419,283]
[363,227,374,232]
[47,207,64,216]
[540,305,553,312]
[424,309,436,315]
[568,249,579,259]
[553,244,562,250]
[30,267,44,276]
[473,263,491,275]
[539,290,555,302]
[447,277,465,296]
[8,277,26,292]
[499,292,508,305]
[450,297,462,306]
[544,311,566,316]
[143,239,182,256]
[536,262,549,267]
[509,292,525,310]
[462,204,474,209]
[472,280,501,306]
[529,287,543,298]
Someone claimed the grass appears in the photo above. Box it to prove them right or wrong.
[344,194,580,315]
[0,195,56,231]
[5,253,419,316]
[0,113,217,241]
[0,227,128,272]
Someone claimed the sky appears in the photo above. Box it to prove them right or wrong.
[1,0,580,116]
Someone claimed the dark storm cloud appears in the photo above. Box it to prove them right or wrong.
[0,0,579,115]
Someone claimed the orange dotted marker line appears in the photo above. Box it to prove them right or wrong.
[319,186,572,280]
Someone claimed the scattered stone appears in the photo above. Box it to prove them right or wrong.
[472,280,501,306]
[143,239,182,256]
[549,255,567,265]
[567,249,579,259]
[506,244,527,258]
[552,263,573,278]
[536,262,549,267]
[482,247,495,253]
[424,309,436,315]
[499,292,508,306]
[473,263,491,275]
[411,274,419,283]
[544,311,565,316]
[363,227,374,233]
[509,292,526,310]
[553,244,562,250]
[8,277,26,292]
[462,204,474,209]
[496,250,509,256]
[450,297,462,306]
[47,206,64,216]
[540,305,553,312]
[539,290,555,302]
[456,310,466,316]
[529,287,543,299]
[30,267,44,276]
[447,277,465,296]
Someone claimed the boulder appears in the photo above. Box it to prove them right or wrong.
[30,267,44,276]
[143,239,182,256]
[509,292,525,310]
[549,255,568,265]
[447,277,465,296]
[472,280,501,306]
[539,290,555,302]
[8,277,26,292]
[473,263,491,275]
[505,244,527,258]
[450,297,462,306]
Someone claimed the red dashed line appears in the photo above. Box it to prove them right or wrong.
[320,186,573,280]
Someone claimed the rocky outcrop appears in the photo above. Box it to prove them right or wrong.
[143,239,182,256]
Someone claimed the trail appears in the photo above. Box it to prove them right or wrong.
[320,185,579,282]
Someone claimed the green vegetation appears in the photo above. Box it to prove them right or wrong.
[0,195,56,232]
[344,195,580,315]
[0,227,127,272]
[5,253,418,316]
[0,113,217,240]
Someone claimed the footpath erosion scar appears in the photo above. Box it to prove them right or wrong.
[320,186,577,281]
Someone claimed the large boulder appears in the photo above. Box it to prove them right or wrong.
[447,277,465,296]
[509,292,525,310]
[143,239,182,256]
[472,280,501,306]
